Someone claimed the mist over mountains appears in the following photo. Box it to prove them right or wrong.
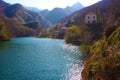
[27,2,83,24]
[0,0,83,40]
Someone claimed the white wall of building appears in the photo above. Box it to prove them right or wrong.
[85,12,97,24]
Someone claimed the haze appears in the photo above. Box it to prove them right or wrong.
[4,0,101,10]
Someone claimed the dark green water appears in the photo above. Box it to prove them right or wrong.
[0,37,83,80]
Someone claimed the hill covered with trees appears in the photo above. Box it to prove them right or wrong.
[0,0,52,40]
[57,0,120,79]
[49,0,120,79]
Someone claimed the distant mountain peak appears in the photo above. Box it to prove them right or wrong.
[0,0,4,2]
[65,6,72,9]
[39,1,83,24]
[53,7,63,10]
[12,3,24,8]
[43,9,49,11]
[75,1,82,4]
[72,1,83,11]
[26,6,41,12]
[24,1,83,25]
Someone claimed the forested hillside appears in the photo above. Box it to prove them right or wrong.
[39,2,83,24]
[59,0,120,79]
[0,0,52,40]
[49,0,120,79]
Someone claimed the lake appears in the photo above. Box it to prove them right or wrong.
[0,37,83,80]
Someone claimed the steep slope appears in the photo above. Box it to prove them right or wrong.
[61,0,120,26]
[27,10,52,28]
[39,2,83,24]
[4,4,32,23]
[39,9,49,16]
[60,0,107,25]
[0,13,38,39]
[82,25,120,80]
[0,0,9,13]
[4,3,51,27]
[64,2,83,15]
[64,6,74,15]
[26,7,41,12]
[0,0,52,40]
[45,8,68,24]
[72,2,83,11]
[60,0,120,41]
[76,0,120,80]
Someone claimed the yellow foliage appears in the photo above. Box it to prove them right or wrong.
[0,20,10,40]
[82,27,120,80]
[65,25,81,45]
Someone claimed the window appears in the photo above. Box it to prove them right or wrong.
[88,21,90,23]
[93,16,95,18]
[88,16,90,19]
[93,20,96,23]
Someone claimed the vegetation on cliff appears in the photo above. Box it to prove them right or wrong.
[0,0,52,40]
[82,25,120,80]
[58,0,120,80]
[65,25,81,45]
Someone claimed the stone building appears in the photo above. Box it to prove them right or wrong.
[85,12,97,24]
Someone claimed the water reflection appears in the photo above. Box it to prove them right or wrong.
[0,38,83,80]
[0,41,9,47]
[60,42,83,80]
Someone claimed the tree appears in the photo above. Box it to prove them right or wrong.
[95,7,102,24]
[0,19,10,40]
[80,25,92,44]
[65,25,81,45]
[104,25,117,38]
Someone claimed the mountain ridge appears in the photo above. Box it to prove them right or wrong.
[0,0,52,40]
[39,2,83,24]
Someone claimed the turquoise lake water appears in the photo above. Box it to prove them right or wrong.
[0,37,83,80]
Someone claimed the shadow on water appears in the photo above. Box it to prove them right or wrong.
[0,41,9,47]
[0,37,84,80]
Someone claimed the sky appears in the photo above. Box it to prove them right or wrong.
[4,0,101,10]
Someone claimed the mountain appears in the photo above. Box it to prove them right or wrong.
[59,0,119,41]
[81,0,120,80]
[24,2,83,25]
[4,3,51,27]
[72,2,83,11]
[60,0,108,25]
[61,0,120,28]
[39,9,49,16]
[0,2,42,39]
[0,0,9,13]
[45,8,69,24]
[26,7,41,12]
[44,2,83,24]
[56,0,120,79]
[0,0,83,40]
[0,0,52,40]
[64,6,74,14]
[4,4,32,23]
[64,2,83,15]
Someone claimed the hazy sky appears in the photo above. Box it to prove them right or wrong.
[4,0,101,10]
